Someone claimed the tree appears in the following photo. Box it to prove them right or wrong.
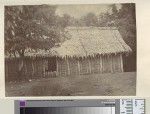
[109,3,136,71]
[111,4,118,17]
[5,5,61,58]
[57,14,72,28]
[98,12,112,27]
[112,3,136,52]
[81,12,98,26]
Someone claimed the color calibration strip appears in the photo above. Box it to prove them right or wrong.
[120,99,145,114]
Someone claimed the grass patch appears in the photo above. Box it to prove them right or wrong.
[6,72,136,96]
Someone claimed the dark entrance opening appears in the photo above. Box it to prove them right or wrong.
[47,56,56,72]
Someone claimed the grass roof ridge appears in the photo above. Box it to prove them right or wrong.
[66,26,118,30]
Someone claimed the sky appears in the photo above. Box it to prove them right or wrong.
[55,4,121,18]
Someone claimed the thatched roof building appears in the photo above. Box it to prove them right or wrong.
[47,27,132,76]
[51,27,132,57]
[6,27,132,79]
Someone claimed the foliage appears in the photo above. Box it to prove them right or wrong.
[108,3,136,71]
[110,4,136,52]
[5,4,136,58]
[5,5,66,57]
[80,12,98,26]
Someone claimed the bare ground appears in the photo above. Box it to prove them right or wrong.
[5,72,136,96]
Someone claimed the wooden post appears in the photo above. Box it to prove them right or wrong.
[59,59,62,76]
[42,60,44,77]
[99,56,102,73]
[98,56,100,73]
[24,61,27,75]
[86,58,88,74]
[120,54,124,72]
[88,57,92,74]
[107,55,109,73]
[64,58,66,76]
[31,60,34,77]
[110,55,113,73]
[56,58,59,76]
[78,59,80,75]
[66,57,70,75]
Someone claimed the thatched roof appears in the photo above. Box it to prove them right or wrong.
[51,27,132,57]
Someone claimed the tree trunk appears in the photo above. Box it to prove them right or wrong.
[18,49,25,80]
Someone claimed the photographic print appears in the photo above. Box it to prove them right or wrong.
[5,4,136,96]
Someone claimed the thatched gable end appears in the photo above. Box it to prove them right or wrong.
[51,27,132,57]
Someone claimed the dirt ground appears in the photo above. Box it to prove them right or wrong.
[5,72,136,96]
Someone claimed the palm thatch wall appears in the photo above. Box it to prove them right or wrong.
[56,54,123,76]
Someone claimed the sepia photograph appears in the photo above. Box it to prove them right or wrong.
[5,3,136,96]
